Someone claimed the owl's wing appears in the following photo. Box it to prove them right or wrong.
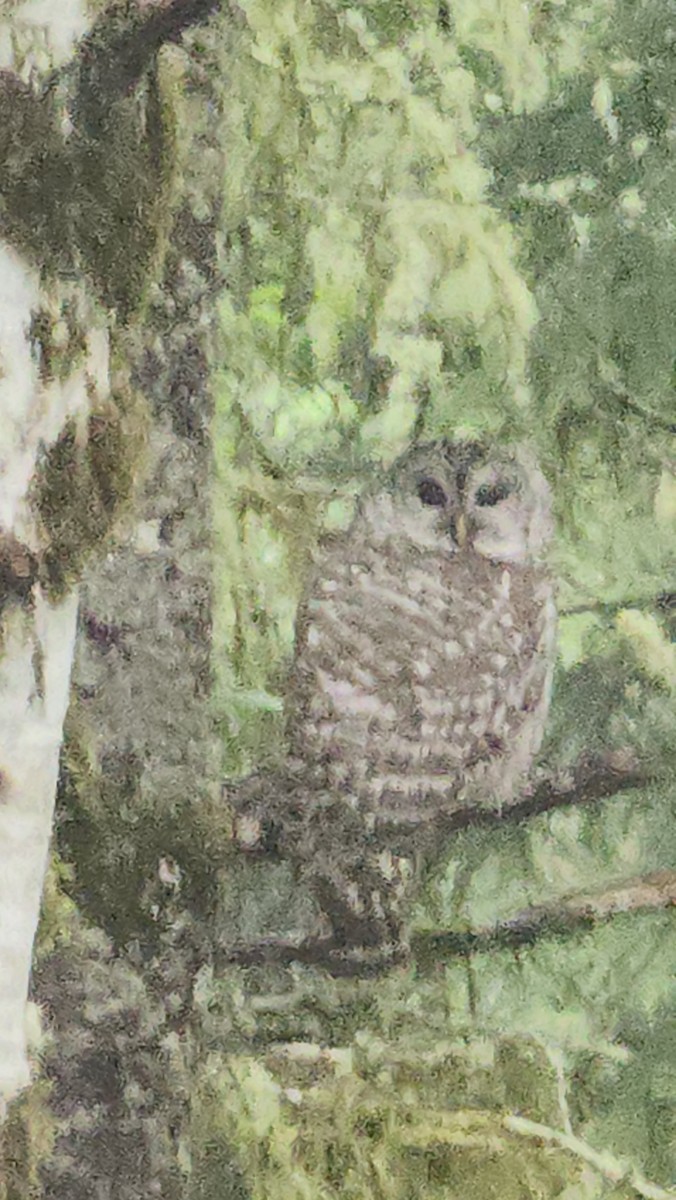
[288,542,554,825]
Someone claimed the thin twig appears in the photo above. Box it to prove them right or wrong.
[605,390,676,438]
[503,1114,676,1200]
[542,1043,573,1136]
[412,869,676,962]
[560,592,676,618]
[439,752,650,834]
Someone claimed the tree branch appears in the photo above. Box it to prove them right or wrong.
[224,753,658,976]
[220,865,676,977]
[560,591,676,618]
[399,751,651,846]
[218,933,409,979]
[230,752,651,856]
[603,387,676,438]
[503,1114,676,1200]
[411,869,676,964]
[483,752,649,830]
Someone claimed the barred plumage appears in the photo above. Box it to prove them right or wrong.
[234,441,556,961]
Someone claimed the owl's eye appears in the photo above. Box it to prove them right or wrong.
[475,480,515,507]
[417,478,448,507]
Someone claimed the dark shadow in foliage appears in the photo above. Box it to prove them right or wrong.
[32,916,251,1200]
[0,72,74,274]
[570,1002,676,1189]
[33,409,137,599]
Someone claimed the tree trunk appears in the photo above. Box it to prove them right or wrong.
[0,239,111,1108]
[0,0,222,1115]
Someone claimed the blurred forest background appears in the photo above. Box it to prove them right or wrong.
[5,1,676,1197]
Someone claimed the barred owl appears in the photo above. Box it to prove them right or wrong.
[233,441,556,965]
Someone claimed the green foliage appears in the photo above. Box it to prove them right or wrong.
[211,0,572,763]
[204,3,676,1197]
[182,921,676,1200]
[486,2,676,618]
[19,1,676,1198]
[188,1043,580,1200]
[216,0,532,462]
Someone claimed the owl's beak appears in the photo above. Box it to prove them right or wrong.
[453,512,468,549]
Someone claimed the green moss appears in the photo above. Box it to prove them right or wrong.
[28,301,88,386]
[71,56,179,320]
[0,75,74,275]
[0,1082,57,1200]
[32,384,146,598]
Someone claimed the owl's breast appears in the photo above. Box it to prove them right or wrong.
[289,544,555,825]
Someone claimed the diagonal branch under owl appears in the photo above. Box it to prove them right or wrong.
[224,859,676,974]
[561,590,676,619]
[411,866,676,966]
[225,748,651,974]
[227,440,560,971]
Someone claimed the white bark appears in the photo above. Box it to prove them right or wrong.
[0,237,109,1108]
[0,594,80,1105]
[0,0,87,75]
[0,0,96,1110]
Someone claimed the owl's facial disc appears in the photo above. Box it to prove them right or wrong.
[464,449,552,564]
[359,441,551,560]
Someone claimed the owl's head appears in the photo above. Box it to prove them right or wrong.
[360,440,553,565]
